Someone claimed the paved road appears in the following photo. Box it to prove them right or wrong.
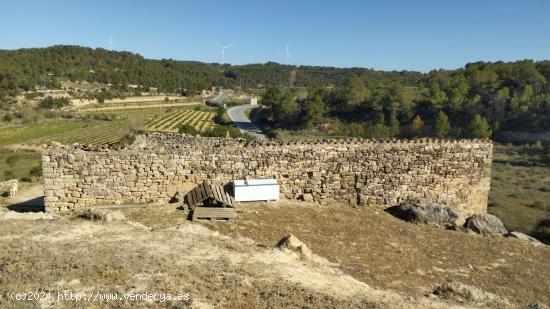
[211,89,230,104]
[227,105,266,139]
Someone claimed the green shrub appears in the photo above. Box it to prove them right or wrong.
[178,124,199,135]
[38,96,70,109]
[20,176,32,182]
[5,154,20,164]
[113,133,136,148]
[3,113,13,122]
[29,165,43,177]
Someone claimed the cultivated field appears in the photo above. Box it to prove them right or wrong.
[147,109,216,132]
[0,106,217,147]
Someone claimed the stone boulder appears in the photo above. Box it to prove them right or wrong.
[433,281,510,307]
[506,231,544,246]
[385,200,459,227]
[464,214,507,235]
[276,234,312,260]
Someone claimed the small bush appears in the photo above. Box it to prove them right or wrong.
[113,133,136,148]
[38,96,70,109]
[178,124,199,135]
[5,154,20,165]
[3,113,13,122]
[20,176,32,182]
[29,165,43,177]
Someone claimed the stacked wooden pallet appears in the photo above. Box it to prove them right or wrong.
[185,181,235,221]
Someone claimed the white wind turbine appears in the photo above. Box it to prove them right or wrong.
[284,43,293,65]
[216,42,232,65]
[108,34,114,51]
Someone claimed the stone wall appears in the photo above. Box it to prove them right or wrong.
[42,133,493,216]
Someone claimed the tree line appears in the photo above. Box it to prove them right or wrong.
[1,45,549,137]
[259,60,550,138]
[0,45,421,101]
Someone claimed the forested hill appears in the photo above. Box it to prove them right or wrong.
[0,45,420,99]
[2,45,549,134]
[259,60,550,137]
[226,63,421,88]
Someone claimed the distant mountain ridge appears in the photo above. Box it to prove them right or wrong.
[0,45,421,98]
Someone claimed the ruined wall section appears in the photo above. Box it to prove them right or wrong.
[42,134,493,216]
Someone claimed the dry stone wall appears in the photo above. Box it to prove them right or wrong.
[42,133,493,216]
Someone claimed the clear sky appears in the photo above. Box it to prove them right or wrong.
[1,0,549,72]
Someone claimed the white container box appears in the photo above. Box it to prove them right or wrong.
[233,179,279,202]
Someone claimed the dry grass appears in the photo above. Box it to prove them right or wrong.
[489,144,550,242]
[0,213,381,308]
[177,200,549,307]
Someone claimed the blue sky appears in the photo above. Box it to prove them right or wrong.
[1,0,549,72]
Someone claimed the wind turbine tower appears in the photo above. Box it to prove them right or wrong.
[284,43,292,65]
[216,42,232,65]
[108,34,114,51]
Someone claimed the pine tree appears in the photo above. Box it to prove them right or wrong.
[467,114,492,138]
[434,111,450,138]
[388,110,400,137]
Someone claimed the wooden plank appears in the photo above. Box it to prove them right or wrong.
[196,185,203,202]
[186,192,193,207]
[191,187,199,206]
[204,183,214,199]
[214,186,224,204]
[186,189,195,207]
[200,183,208,200]
[224,191,233,207]
[219,186,229,205]
[192,207,235,221]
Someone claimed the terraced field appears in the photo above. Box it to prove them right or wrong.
[0,121,93,146]
[147,109,215,132]
[32,120,131,146]
[0,106,217,147]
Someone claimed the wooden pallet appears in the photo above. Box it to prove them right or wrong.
[186,181,234,210]
[192,207,235,221]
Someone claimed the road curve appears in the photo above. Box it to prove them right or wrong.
[211,89,230,104]
[227,105,266,139]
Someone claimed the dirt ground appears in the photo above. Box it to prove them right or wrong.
[1,187,549,308]
[121,200,550,307]
[1,207,478,308]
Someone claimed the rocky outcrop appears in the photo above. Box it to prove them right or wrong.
[506,231,544,246]
[385,200,460,226]
[276,234,312,260]
[464,214,507,235]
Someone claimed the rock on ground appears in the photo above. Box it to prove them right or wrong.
[78,209,126,223]
[506,231,544,246]
[433,280,511,307]
[276,234,313,260]
[464,214,507,235]
[385,200,459,227]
